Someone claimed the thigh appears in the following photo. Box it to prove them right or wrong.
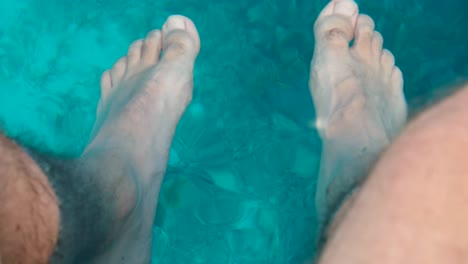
[319,82,468,263]
[0,134,59,264]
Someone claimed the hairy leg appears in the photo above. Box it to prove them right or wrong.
[2,15,199,264]
[319,82,468,263]
[0,134,59,264]
[32,15,200,264]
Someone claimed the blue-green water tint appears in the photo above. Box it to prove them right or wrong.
[0,0,466,262]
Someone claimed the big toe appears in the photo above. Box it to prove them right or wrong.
[161,15,200,63]
[314,0,359,49]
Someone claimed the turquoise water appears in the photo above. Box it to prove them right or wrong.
[0,0,466,263]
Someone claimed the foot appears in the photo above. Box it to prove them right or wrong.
[310,0,407,222]
[84,15,200,263]
[93,15,200,169]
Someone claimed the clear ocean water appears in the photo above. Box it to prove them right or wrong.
[0,0,466,263]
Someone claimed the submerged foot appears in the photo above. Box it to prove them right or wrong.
[310,0,407,223]
[84,15,200,263]
[94,15,200,170]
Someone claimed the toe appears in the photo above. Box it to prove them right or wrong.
[391,66,404,91]
[371,31,383,57]
[142,30,162,65]
[381,49,395,76]
[314,0,359,48]
[334,0,359,26]
[317,0,335,20]
[100,70,112,100]
[127,40,144,68]
[352,15,375,57]
[111,57,127,85]
[161,15,200,62]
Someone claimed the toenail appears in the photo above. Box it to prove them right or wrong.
[334,0,358,17]
[357,15,375,29]
[129,40,143,53]
[147,30,161,38]
[165,16,187,31]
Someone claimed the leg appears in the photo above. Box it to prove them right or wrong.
[27,15,200,264]
[0,133,59,264]
[319,82,468,263]
[310,0,406,227]
[68,15,199,263]
[309,0,468,262]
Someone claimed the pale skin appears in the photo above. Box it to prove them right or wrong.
[0,1,467,264]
